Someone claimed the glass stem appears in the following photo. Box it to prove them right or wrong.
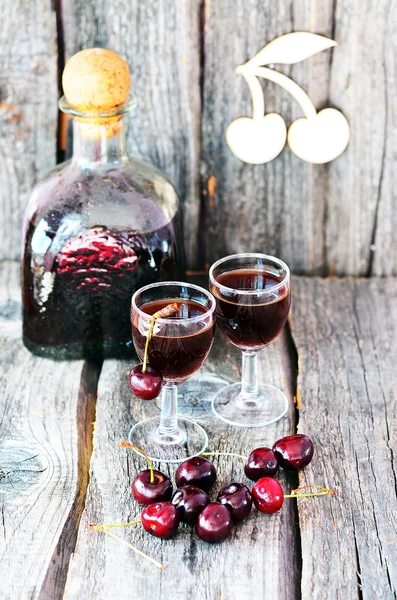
[158,383,179,437]
[241,351,260,402]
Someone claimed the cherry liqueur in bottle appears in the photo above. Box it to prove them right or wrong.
[22,49,182,359]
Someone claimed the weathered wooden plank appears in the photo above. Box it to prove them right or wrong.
[372,2,397,276]
[64,329,299,600]
[201,0,397,276]
[0,0,58,260]
[290,278,397,599]
[201,0,334,274]
[61,0,202,268]
[325,0,397,276]
[1,0,396,277]
[0,261,99,599]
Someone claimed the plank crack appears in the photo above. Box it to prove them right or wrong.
[282,321,302,600]
[1,504,6,541]
[370,306,397,503]
[323,0,338,276]
[353,523,363,600]
[351,286,375,422]
[39,360,102,600]
[351,287,395,596]
[52,0,67,164]
[197,0,209,269]
[366,21,389,277]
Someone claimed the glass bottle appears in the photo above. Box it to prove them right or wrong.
[21,56,182,360]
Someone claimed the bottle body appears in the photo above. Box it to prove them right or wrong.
[22,155,182,359]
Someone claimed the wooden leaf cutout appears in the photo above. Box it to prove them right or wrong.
[249,32,337,67]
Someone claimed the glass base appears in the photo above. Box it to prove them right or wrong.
[128,416,208,463]
[211,382,289,427]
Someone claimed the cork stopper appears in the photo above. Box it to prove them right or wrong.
[61,48,132,139]
[63,48,130,112]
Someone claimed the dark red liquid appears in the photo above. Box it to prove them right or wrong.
[211,269,290,349]
[132,299,215,382]
[22,169,181,359]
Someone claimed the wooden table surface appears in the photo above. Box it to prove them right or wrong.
[1,260,396,600]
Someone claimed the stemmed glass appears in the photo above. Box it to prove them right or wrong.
[129,281,216,462]
[209,253,291,427]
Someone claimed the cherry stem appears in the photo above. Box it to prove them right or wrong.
[284,485,337,499]
[89,519,142,531]
[253,66,317,120]
[142,316,156,373]
[90,526,165,570]
[117,441,155,484]
[142,302,179,373]
[202,451,248,460]
[241,71,265,120]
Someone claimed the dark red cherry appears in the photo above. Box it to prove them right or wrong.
[217,483,252,522]
[244,447,278,481]
[131,469,172,505]
[252,477,284,514]
[141,502,179,538]
[272,434,314,471]
[129,364,162,400]
[196,502,233,543]
[175,456,216,492]
[171,485,210,524]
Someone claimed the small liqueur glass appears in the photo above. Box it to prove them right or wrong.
[209,253,291,427]
[129,281,216,462]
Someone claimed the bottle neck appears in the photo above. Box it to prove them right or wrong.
[71,118,128,168]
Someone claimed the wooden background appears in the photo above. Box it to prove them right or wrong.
[1,3,397,599]
[0,0,396,275]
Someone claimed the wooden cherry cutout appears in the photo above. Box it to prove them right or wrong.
[226,114,286,164]
[227,33,350,165]
[288,108,350,164]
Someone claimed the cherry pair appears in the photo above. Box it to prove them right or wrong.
[194,482,253,543]
[244,434,314,480]
[130,453,216,506]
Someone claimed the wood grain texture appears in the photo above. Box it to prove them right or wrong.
[64,330,299,600]
[1,0,395,275]
[61,0,202,268]
[201,0,397,276]
[0,261,99,600]
[325,0,397,276]
[369,0,397,276]
[201,0,334,274]
[0,0,58,261]
[290,278,397,599]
